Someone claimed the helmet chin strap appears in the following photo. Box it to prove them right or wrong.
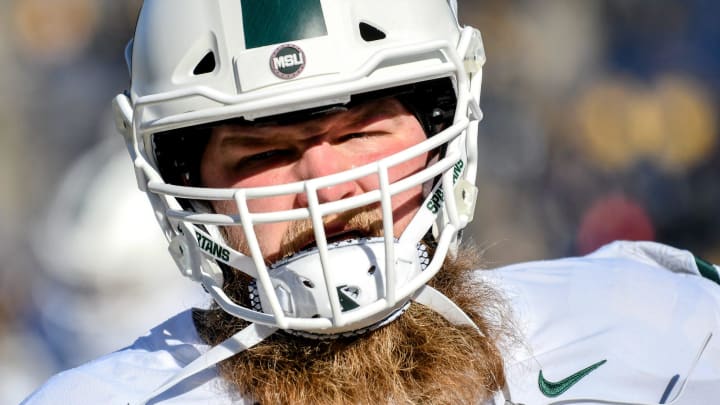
[133,286,478,405]
[133,322,278,405]
[413,284,482,333]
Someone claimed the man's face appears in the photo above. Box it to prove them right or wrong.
[199,97,429,261]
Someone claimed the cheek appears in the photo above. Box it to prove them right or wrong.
[356,150,427,189]
[389,148,432,228]
[212,198,292,257]
[243,195,296,255]
[397,151,429,178]
[384,153,431,234]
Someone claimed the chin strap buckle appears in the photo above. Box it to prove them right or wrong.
[454,178,478,226]
[463,28,486,74]
[168,225,225,286]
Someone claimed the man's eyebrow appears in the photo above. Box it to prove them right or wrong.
[218,130,279,148]
[343,100,402,129]
[217,99,401,147]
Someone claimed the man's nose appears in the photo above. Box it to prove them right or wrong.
[294,142,359,205]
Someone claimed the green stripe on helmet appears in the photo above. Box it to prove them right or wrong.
[242,0,328,49]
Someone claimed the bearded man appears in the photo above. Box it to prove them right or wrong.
[24,1,720,404]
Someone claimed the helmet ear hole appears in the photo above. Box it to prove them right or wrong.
[359,22,386,42]
[193,51,216,75]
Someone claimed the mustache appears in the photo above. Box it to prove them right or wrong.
[220,206,389,265]
[278,207,386,260]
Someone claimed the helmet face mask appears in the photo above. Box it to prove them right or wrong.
[114,0,485,336]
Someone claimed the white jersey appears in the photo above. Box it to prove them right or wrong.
[22,241,720,405]
[20,310,242,405]
[487,241,720,405]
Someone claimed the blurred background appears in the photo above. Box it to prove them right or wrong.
[1,0,718,403]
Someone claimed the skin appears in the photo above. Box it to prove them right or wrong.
[199,97,430,262]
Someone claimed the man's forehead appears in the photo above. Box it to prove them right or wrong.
[214,97,406,140]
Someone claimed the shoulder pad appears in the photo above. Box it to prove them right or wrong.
[588,241,720,286]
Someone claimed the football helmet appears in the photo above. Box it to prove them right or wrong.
[114,0,485,338]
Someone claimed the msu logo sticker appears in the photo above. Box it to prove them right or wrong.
[270,44,306,79]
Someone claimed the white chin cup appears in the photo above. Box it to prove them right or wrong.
[253,237,428,335]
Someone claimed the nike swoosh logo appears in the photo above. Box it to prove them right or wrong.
[538,359,607,398]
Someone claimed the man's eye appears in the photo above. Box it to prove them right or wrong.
[239,150,290,166]
[339,132,369,142]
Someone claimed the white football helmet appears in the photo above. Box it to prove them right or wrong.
[114,0,485,339]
